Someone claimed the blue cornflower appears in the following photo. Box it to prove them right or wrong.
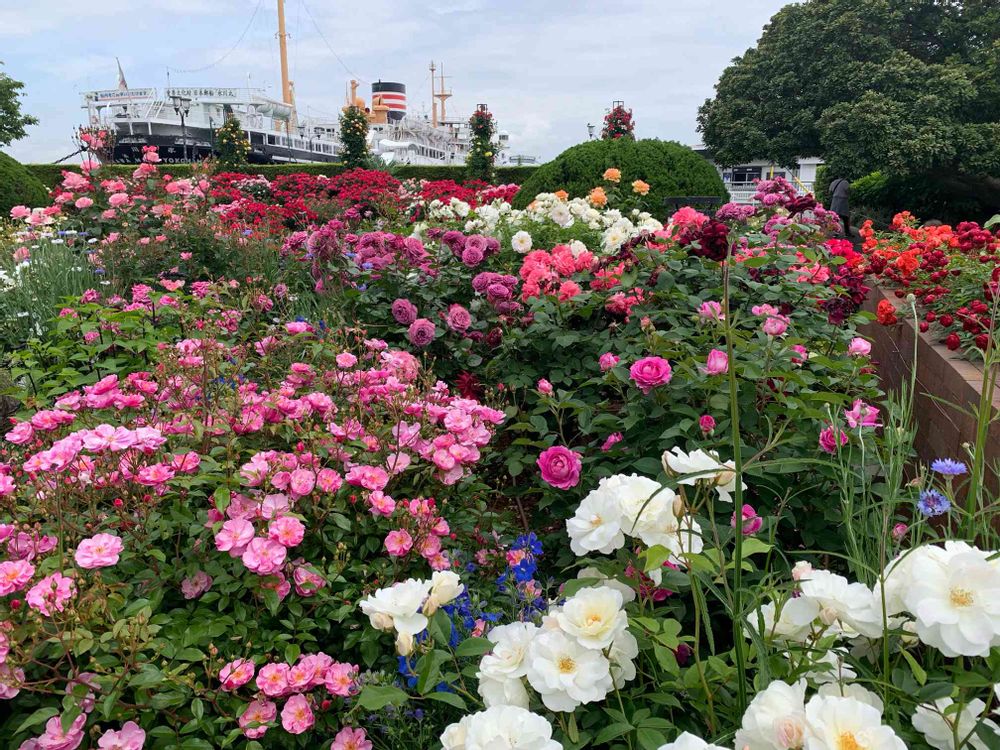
[930,458,967,476]
[917,489,951,517]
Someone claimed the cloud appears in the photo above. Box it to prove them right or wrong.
[4,0,790,163]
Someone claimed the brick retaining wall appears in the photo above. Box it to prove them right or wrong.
[860,286,1000,491]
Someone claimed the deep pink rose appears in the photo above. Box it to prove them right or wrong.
[536,446,582,490]
[407,318,436,347]
[391,298,418,325]
[629,356,672,394]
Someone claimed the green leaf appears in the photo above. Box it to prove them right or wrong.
[593,722,634,745]
[191,698,205,721]
[213,486,231,514]
[357,685,409,711]
[899,648,927,686]
[429,609,452,646]
[129,665,165,689]
[739,538,772,557]
[15,707,59,735]
[916,683,955,702]
[454,637,493,658]
[424,691,467,710]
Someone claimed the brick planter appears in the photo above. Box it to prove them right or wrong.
[860,286,1000,490]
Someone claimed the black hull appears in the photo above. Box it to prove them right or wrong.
[111,129,340,165]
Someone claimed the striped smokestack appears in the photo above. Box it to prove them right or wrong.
[372,81,406,122]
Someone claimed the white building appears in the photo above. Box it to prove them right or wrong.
[692,145,823,204]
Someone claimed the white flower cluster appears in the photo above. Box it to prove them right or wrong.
[753,541,1000,658]
[472,584,636,713]
[358,571,463,655]
[440,704,561,750]
[729,679,907,750]
[565,473,703,568]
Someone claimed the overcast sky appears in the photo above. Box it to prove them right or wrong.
[1,0,790,164]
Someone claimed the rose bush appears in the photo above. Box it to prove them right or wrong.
[3,155,999,749]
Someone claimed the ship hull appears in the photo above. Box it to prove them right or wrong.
[110,123,340,165]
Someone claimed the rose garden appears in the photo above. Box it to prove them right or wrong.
[2,4,1000,749]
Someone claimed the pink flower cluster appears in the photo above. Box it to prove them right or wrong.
[382,496,453,569]
[221,652,358,739]
[519,245,596,301]
[471,271,521,316]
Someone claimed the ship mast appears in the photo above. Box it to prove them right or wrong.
[276,0,296,127]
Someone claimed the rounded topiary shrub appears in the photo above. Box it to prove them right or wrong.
[512,138,726,214]
[0,151,48,216]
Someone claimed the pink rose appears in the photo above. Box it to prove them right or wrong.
[699,415,716,435]
[598,352,619,371]
[108,193,130,208]
[9,205,31,220]
[335,352,358,369]
[629,356,673,394]
[288,469,316,497]
[445,304,472,333]
[239,698,277,739]
[215,519,255,555]
[256,663,290,697]
[848,337,872,356]
[0,559,35,595]
[220,658,256,691]
[537,378,553,396]
[97,721,145,750]
[698,300,724,321]
[391,298,418,325]
[844,399,881,429]
[702,348,729,375]
[331,727,372,750]
[181,570,213,599]
[74,533,123,569]
[731,504,762,536]
[536,445,582,490]
[26,571,76,616]
[601,432,623,452]
[74,197,94,209]
[762,316,788,337]
[384,529,413,556]
[407,318,436,347]
[324,662,358,697]
[818,425,848,454]
[242,537,287,575]
[281,694,314,735]
[268,516,305,548]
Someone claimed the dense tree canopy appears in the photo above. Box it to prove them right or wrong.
[0,64,38,147]
[697,0,1000,180]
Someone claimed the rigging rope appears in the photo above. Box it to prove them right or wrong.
[301,0,368,83]
[167,0,264,75]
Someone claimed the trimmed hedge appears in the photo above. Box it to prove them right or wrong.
[0,152,49,217]
[511,139,727,214]
[26,163,539,190]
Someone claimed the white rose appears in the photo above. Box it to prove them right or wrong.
[804,695,906,749]
[734,679,808,750]
[556,585,627,650]
[511,230,533,254]
[358,578,433,636]
[454,705,561,750]
[477,675,529,709]
[424,570,464,615]
[524,629,613,712]
[479,622,537,680]
[566,478,626,556]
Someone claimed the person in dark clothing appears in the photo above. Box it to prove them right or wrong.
[829,176,851,237]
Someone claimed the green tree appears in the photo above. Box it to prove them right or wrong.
[215,115,250,168]
[697,0,1000,180]
[0,63,38,147]
[339,105,370,168]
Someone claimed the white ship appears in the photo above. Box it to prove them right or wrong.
[79,1,511,166]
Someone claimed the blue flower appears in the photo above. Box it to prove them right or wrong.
[930,458,967,476]
[917,489,950,517]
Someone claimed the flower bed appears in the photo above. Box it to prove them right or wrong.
[1,161,999,750]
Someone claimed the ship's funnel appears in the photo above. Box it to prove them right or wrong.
[372,81,405,122]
